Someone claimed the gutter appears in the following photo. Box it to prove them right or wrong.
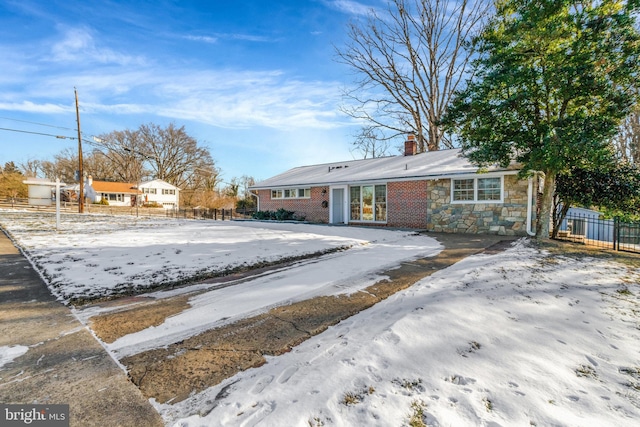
[526,178,535,236]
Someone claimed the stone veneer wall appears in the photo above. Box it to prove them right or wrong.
[256,187,330,223]
[427,175,530,235]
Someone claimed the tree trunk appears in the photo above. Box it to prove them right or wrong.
[536,171,556,240]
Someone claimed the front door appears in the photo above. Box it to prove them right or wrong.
[331,188,344,224]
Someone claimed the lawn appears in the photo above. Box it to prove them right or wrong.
[1,211,639,426]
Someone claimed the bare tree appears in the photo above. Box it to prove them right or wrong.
[351,126,392,158]
[91,129,148,183]
[138,123,216,189]
[39,148,78,183]
[336,0,491,152]
[19,159,43,178]
[238,175,256,199]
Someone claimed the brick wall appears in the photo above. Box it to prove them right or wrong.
[256,175,531,235]
[256,187,330,223]
[427,175,530,235]
[386,180,429,228]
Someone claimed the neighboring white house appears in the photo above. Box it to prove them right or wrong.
[64,177,180,209]
[138,179,180,209]
[87,178,139,207]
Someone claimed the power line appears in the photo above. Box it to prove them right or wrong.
[0,126,77,140]
[0,116,77,132]
[0,126,103,148]
[0,116,105,145]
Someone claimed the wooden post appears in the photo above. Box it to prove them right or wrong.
[75,88,84,213]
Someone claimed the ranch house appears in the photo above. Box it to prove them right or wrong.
[250,136,539,236]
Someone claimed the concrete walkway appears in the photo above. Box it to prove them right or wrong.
[0,230,163,427]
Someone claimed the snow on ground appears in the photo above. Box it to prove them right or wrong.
[0,211,442,358]
[0,345,29,369]
[0,211,439,304]
[161,241,640,427]
[2,211,639,426]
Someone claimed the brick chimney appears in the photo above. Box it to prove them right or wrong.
[404,134,417,156]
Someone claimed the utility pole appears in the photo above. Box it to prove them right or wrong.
[75,88,84,213]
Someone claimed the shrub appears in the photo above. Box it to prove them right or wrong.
[252,209,303,221]
[236,198,256,211]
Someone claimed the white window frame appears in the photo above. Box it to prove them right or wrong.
[451,176,504,203]
[349,184,387,223]
[271,188,311,199]
[105,193,124,202]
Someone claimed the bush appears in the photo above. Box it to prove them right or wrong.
[143,201,162,208]
[252,208,303,221]
[236,198,256,211]
[93,198,109,205]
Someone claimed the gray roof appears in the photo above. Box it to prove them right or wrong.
[251,148,514,189]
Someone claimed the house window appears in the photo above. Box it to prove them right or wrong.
[350,187,361,220]
[105,193,124,202]
[452,177,503,203]
[162,189,176,195]
[477,178,501,201]
[375,185,387,221]
[142,188,157,194]
[453,179,474,201]
[271,188,310,199]
[350,184,386,222]
[298,188,310,198]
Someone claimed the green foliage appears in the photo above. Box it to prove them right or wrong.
[236,198,256,211]
[556,162,640,214]
[3,161,20,174]
[252,208,303,221]
[0,171,27,198]
[443,0,640,238]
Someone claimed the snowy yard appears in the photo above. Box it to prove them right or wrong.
[1,211,639,426]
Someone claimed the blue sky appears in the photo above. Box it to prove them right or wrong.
[0,0,385,183]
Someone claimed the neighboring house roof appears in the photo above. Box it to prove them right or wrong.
[139,179,181,190]
[91,180,139,194]
[251,148,517,189]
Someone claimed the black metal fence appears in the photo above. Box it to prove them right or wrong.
[165,208,255,221]
[555,212,640,254]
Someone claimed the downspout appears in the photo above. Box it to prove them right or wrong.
[526,177,536,236]
[249,190,260,211]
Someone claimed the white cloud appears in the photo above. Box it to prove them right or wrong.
[154,71,346,130]
[49,27,146,66]
[0,101,70,114]
[323,0,378,17]
[184,35,218,44]
[185,32,276,44]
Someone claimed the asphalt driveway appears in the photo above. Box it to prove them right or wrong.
[0,230,163,427]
